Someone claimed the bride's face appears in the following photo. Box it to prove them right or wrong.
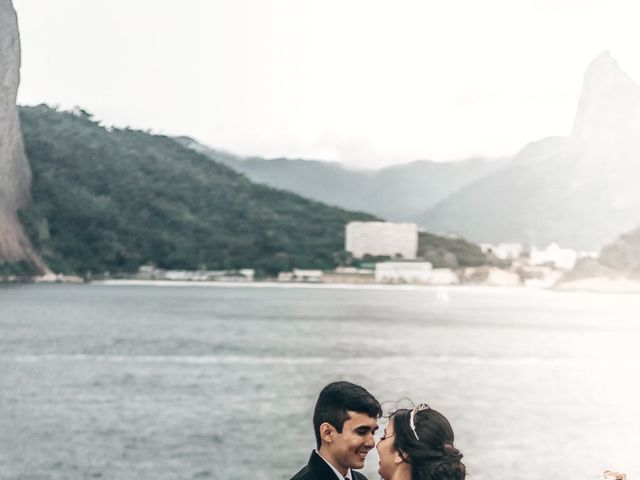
[376,419,399,480]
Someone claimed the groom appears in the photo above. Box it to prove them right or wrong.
[290,381,382,480]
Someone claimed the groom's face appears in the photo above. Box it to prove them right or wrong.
[330,411,378,471]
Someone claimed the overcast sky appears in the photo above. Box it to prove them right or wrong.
[12,0,640,168]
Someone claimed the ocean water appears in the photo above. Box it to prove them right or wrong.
[1,283,639,480]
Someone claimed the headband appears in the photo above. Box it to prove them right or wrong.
[409,403,430,440]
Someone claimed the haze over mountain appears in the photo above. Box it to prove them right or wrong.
[418,52,640,250]
[175,136,505,221]
[2,2,491,279]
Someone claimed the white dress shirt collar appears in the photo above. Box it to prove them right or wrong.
[315,450,353,480]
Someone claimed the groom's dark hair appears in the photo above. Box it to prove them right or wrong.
[313,381,382,448]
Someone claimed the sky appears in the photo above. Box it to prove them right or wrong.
[12,0,640,168]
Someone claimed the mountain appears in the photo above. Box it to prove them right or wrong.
[0,0,47,275]
[18,105,377,276]
[559,223,640,286]
[568,51,640,161]
[418,52,640,250]
[598,225,640,276]
[174,137,505,221]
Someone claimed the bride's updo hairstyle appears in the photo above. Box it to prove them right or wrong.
[391,404,466,480]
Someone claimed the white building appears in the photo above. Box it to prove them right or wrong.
[335,266,373,275]
[136,266,254,282]
[430,268,460,285]
[346,222,418,259]
[521,265,563,288]
[485,268,521,286]
[278,269,323,282]
[293,269,323,282]
[529,243,577,271]
[238,269,255,281]
[164,270,209,281]
[375,261,432,284]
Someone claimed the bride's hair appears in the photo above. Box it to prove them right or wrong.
[390,406,466,480]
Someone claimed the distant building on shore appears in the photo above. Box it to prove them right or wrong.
[136,265,255,282]
[277,269,323,282]
[375,261,433,284]
[462,266,521,286]
[520,265,563,288]
[322,266,375,284]
[529,243,577,271]
[346,222,418,259]
[430,268,460,285]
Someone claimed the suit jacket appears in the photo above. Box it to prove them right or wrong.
[289,451,369,480]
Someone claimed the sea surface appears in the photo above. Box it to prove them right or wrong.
[1,283,640,480]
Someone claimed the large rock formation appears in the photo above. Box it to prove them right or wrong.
[0,0,47,272]
[569,51,640,162]
[418,52,640,250]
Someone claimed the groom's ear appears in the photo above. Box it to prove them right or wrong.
[319,422,336,444]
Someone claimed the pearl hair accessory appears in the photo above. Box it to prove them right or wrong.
[409,403,430,440]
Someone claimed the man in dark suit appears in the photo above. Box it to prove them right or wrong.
[290,381,382,480]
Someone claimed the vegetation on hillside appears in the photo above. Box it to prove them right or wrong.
[18,105,376,277]
[0,259,37,279]
[418,231,489,268]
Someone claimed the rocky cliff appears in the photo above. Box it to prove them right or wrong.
[418,52,640,250]
[569,51,640,162]
[0,0,47,272]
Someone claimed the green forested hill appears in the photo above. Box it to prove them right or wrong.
[418,231,488,268]
[18,105,376,276]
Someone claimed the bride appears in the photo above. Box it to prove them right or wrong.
[376,404,466,480]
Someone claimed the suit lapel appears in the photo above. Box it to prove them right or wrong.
[308,451,341,479]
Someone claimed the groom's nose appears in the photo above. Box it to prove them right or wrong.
[364,431,376,447]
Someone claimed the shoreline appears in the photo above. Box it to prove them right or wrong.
[89,278,640,296]
[8,276,640,296]
[90,278,527,293]
[555,276,640,294]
